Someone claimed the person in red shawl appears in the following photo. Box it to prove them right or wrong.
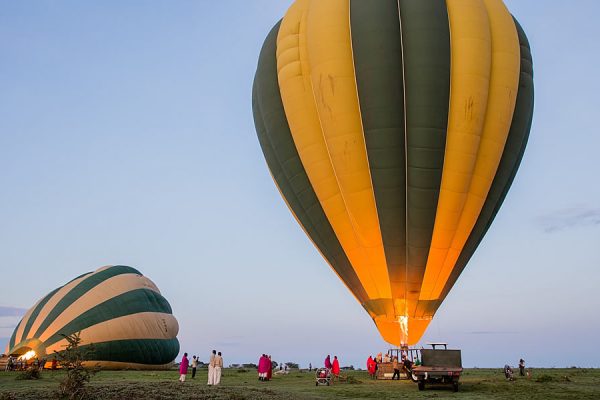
[258,354,266,381]
[266,355,273,381]
[324,355,332,369]
[258,354,269,381]
[179,353,189,382]
[367,355,376,379]
[331,356,340,381]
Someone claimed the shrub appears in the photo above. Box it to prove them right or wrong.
[15,366,41,380]
[54,332,99,400]
[535,374,554,383]
[345,375,362,384]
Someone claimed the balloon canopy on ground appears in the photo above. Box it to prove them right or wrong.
[5,265,179,369]
[252,0,534,345]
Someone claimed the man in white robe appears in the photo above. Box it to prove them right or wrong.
[207,350,216,385]
[214,352,223,385]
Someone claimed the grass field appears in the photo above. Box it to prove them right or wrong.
[1,368,599,399]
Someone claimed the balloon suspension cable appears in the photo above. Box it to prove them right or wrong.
[398,1,410,348]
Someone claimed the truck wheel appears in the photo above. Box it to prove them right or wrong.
[418,381,425,391]
[453,382,459,392]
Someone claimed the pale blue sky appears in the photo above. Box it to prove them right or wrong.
[1,0,599,368]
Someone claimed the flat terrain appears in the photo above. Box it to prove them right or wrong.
[1,368,598,399]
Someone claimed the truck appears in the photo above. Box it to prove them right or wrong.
[411,343,463,392]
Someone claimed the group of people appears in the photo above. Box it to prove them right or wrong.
[504,358,527,381]
[4,356,57,372]
[257,354,272,381]
[207,350,224,385]
[366,354,379,379]
[178,350,224,385]
[5,356,32,371]
[323,355,340,380]
[367,352,415,380]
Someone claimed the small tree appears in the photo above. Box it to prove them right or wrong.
[54,332,98,400]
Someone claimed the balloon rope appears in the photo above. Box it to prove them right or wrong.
[398,0,410,345]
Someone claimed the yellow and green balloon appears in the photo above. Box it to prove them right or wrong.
[253,0,534,345]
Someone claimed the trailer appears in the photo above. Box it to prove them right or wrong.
[411,343,463,392]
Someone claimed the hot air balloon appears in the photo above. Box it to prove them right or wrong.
[252,0,533,345]
[5,265,179,369]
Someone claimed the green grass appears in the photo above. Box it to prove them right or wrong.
[0,368,598,399]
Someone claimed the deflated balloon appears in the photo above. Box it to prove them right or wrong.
[252,0,533,345]
[6,265,179,368]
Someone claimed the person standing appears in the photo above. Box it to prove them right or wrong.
[392,356,400,380]
[267,355,273,381]
[519,359,525,376]
[191,356,198,379]
[179,353,189,382]
[309,362,312,372]
[207,350,216,385]
[258,354,267,381]
[324,355,332,370]
[214,352,223,385]
[332,356,340,381]
[257,354,263,381]
[367,356,375,379]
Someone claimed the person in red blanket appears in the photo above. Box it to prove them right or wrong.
[367,355,376,379]
[331,356,340,381]
[179,353,189,383]
[324,355,332,369]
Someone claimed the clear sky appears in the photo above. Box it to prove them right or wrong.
[1,0,599,369]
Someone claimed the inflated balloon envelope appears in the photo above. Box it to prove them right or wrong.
[252,0,534,345]
[5,266,179,369]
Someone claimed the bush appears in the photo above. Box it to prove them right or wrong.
[345,375,362,384]
[535,374,554,383]
[15,366,41,380]
[54,332,99,400]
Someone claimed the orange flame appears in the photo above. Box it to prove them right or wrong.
[18,350,36,361]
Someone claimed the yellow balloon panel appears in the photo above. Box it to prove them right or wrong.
[278,0,391,300]
[419,0,492,300]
